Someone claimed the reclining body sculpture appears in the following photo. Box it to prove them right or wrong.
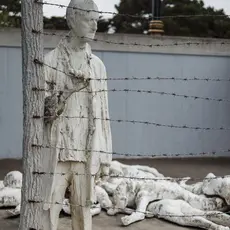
[107,178,226,226]
[180,173,230,206]
[0,171,22,209]
[3,163,230,230]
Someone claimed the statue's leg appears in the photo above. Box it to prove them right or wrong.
[121,194,150,226]
[205,211,230,227]
[155,201,229,230]
[43,162,70,230]
[163,215,228,230]
[70,162,92,230]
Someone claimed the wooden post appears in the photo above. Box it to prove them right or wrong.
[19,0,45,229]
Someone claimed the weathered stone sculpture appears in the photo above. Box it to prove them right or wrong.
[42,0,112,229]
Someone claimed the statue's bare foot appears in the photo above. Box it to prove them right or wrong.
[121,212,145,226]
[107,208,118,216]
[121,215,133,226]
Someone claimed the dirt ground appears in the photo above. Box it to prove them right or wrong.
[0,157,230,230]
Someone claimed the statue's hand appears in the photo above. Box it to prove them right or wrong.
[69,68,89,92]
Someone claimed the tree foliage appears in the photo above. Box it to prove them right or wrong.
[0,0,109,32]
[1,0,230,38]
[0,0,21,27]
[110,0,230,38]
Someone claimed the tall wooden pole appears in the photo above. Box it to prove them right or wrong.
[149,0,164,35]
[19,0,45,229]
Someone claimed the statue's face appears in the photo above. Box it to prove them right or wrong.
[74,11,99,41]
[67,3,99,42]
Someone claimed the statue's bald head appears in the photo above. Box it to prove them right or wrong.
[66,0,99,40]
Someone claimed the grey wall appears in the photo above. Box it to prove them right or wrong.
[0,28,230,159]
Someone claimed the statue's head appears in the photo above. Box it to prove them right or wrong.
[66,0,99,41]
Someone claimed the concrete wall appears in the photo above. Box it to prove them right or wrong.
[0,28,230,159]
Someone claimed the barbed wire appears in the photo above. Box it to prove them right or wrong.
[101,76,230,82]
[32,30,230,48]
[31,144,230,159]
[34,59,230,82]
[26,199,229,218]
[39,57,227,82]
[35,0,230,20]
[32,114,230,131]
[32,169,230,182]
[32,86,230,104]
[33,58,230,83]
[33,59,230,103]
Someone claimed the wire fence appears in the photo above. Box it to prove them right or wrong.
[30,1,230,170]
[26,0,230,184]
[31,143,230,158]
[34,58,230,82]
[33,30,230,48]
[32,169,230,182]
[26,199,229,218]
[18,0,230,227]
[32,114,230,131]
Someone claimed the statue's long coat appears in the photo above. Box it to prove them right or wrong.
[41,40,112,210]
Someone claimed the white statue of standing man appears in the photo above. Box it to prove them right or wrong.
[41,0,112,229]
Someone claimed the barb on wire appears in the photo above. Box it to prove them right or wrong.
[32,114,230,131]
[26,199,227,217]
[35,0,230,21]
[31,144,230,159]
[32,30,230,48]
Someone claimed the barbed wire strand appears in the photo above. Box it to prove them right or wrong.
[95,76,230,82]
[32,59,230,103]
[31,144,230,159]
[32,170,230,182]
[102,76,230,82]
[32,86,230,104]
[26,200,229,217]
[33,58,230,83]
[32,30,230,48]
[32,115,230,131]
[35,0,230,20]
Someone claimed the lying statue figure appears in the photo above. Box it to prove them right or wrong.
[59,186,230,230]
[107,178,227,226]
[97,160,164,195]
[180,173,230,206]
[0,171,22,210]
[3,164,230,230]
[144,199,230,230]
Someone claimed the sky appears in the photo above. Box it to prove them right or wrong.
[43,0,230,18]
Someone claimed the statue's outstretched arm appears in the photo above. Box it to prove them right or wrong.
[44,68,89,123]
